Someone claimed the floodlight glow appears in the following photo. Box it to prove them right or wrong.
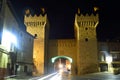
[59,64,63,69]
[2,30,17,51]
[59,69,63,74]
[106,56,112,63]
[37,72,57,80]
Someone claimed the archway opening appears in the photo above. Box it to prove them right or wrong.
[51,56,72,74]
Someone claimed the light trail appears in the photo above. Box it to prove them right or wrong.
[29,72,57,80]
[49,73,62,80]
[38,72,57,80]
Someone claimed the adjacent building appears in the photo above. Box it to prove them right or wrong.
[98,41,120,73]
[0,0,34,79]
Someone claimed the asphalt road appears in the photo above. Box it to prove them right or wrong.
[43,72,120,80]
[5,72,120,80]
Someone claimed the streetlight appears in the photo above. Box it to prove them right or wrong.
[106,56,112,64]
[2,30,17,51]
[106,55,113,72]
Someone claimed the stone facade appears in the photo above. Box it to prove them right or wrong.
[48,39,77,74]
[24,9,48,75]
[74,11,99,75]
[24,8,99,75]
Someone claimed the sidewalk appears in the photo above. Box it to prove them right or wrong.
[71,72,120,80]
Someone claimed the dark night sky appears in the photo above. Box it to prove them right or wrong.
[10,0,120,41]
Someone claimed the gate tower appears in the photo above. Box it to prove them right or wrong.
[74,8,99,75]
[24,8,49,75]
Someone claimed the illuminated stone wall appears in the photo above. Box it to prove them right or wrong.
[33,39,44,75]
[57,39,77,75]
[48,10,99,75]
[24,8,99,76]
[48,39,77,58]
[48,39,77,74]
[24,9,47,75]
[24,11,46,39]
[74,10,99,75]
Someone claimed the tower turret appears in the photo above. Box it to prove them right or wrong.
[24,8,47,39]
[74,8,99,75]
[24,8,49,75]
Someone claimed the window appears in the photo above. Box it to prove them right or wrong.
[34,34,37,38]
[0,0,3,12]
[85,27,88,30]
[85,38,88,42]
[112,53,120,61]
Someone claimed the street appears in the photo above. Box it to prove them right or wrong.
[43,72,71,80]
[5,72,120,80]
[40,72,120,80]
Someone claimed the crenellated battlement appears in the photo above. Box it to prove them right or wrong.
[24,13,47,18]
[74,7,99,40]
[24,8,47,38]
[76,13,99,21]
[75,8,99,28]
[24,8,47,19]
[77,13,99,20]
[24,8,47,27]
[24,8,45,15]
[24,14,47,27]
[76,8,99,21]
